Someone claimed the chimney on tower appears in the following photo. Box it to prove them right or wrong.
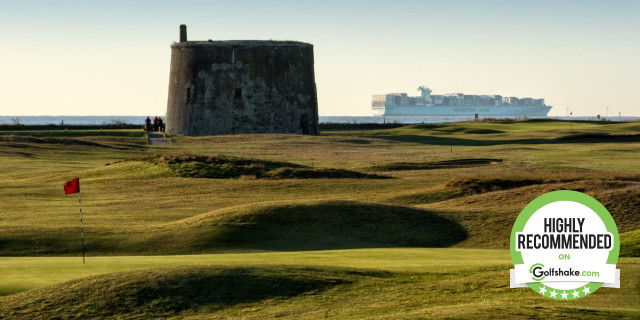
[179,25,187,42]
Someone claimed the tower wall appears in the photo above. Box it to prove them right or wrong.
[166,40,319,135]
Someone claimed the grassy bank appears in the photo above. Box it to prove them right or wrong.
[1,259,638,319]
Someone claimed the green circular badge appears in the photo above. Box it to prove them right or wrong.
[510,190,619,300]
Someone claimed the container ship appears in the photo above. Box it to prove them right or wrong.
[372,86,552,117]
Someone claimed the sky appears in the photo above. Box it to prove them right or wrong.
[0,0,638,117]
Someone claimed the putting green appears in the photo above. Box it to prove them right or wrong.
[0,248,510,296]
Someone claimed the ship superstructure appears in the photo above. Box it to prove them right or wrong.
[372,86,552,117]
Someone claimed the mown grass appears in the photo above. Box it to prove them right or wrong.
[0,119,638,318]
[0,248,511,296]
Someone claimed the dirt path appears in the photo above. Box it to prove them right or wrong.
[148,132,170,145]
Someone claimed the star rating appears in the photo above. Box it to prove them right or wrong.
[538,286,548,295]
[532,285,593,300]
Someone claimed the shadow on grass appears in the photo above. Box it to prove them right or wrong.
[0,202,468,255]
[369,158,502,171]
[188,201,468,252]
[0,232,81,256]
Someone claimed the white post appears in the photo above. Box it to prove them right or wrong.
[78,192,85,264]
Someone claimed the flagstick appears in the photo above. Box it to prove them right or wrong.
[78,191,85,264]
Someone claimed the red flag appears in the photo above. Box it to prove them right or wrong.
[64,178,80,194]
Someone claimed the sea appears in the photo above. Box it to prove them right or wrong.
[0,115,638,126]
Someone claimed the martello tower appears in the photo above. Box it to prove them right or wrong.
[166,25,319,135]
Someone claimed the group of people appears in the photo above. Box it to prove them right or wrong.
[144,116,165,132]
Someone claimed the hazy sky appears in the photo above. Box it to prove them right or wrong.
[1,0,638,116]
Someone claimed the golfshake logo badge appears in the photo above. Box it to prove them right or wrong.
[510,190,620,300]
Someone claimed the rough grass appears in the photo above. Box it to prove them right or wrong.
[621,230,640,257]
[131,154,387,179]
[387,176,566,205]
[417,178,640,248]
[597,187,640,233]
[369,158,503,171]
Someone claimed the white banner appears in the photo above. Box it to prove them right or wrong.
[510,266,619,288]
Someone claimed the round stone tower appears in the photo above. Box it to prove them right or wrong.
[166,25,319,135]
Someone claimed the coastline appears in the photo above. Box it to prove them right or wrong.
[1,115,639,126]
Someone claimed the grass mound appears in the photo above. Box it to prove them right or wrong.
[0,134,122,149]
[0,266,363,319]
[0,201,467,255]
[464,128,505,134]
[388,187,468,205]
[390,177,640,248]
[446,177,546,193]
[2,263,639,319]
[133,154,387,179]
[370,158,502,171]
[389,176,548,205]
[163,200,467,251]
